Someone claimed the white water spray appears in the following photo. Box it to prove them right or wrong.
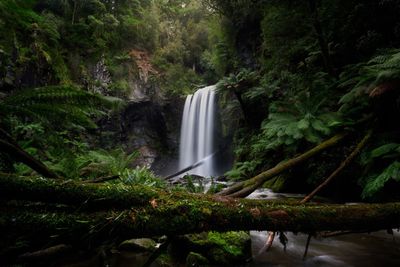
[179,85,217,177]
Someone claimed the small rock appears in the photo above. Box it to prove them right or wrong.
[186,252,209,267]
[169,231,251,265]
[118,238,157,252]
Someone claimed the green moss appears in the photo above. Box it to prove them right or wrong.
[179,231,251,265]
[263,175,287,192]
[156,253,175,267]
[207,231,249,257]
[186,252,209,266]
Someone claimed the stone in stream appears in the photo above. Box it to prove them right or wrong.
[118,238,157,252]
[169,231,252,265]
[186,252,210,266]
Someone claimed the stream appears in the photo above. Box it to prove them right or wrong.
[109,185,400,267]
[175,85,400,266]
[247,188,400,267]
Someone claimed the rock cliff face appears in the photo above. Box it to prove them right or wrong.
[93,50,184,176]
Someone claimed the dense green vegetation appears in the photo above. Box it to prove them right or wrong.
[1,0,400,265]
[1,0,400,200]
[211,0,400,201]
[0,0,218,181]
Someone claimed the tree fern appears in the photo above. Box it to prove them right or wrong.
[0,85,124,129]
[217,68,257,94]
[362,161,400,199]
[359,142,400,199]
[225,160,261,180]
[46,148,138,179]
[339,49,400,114]
[253,93,342,153]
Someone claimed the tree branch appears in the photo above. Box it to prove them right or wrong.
[300,131,372,204]
[0,139,59,179]
[218,133,347,198]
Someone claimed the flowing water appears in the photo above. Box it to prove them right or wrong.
[247,189,400,267]
[179,85,217,177]
[177,86,400,266]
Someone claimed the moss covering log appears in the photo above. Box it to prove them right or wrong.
[0,173,160,210]
[1,175,400,237]
[2,199,400,239]
[218,133,347,198]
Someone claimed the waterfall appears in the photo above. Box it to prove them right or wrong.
[179,85,217,177]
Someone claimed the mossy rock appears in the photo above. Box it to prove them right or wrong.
[263,175,287,192]
[169,231,251,265]
[155,253,175,267]
[118,238,157,252]
[186,252,209,266]
[205,231,251,264]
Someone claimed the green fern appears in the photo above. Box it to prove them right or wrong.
[339,49,400,114]
[369,143,400,160]
[253,93,342,152]
[0,85,124,128]
[79,149,137,177]
[359,142,400,199]
[225,160,261,180]
[0,0,40,30]
[217,68,257,94]
[48,148,138,179]
[362,161,400,199]
[119,166,164,188]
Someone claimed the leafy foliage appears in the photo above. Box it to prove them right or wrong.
[359,142,400,199]
[119,166,165,188]
[255,94,342,151]
[225,160,261,180]
[0,85,123,129]
[211,0,400,199]
[362,161,400,199]
[77,149,138,178]
[339,49,400,116]
[217,69,257,93]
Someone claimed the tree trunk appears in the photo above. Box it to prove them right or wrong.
[218,133,346,198]
[71,0,78,25]
[1,174,400,238]
[234,90,256,128]
[308,0,335,77]
[0,138,59,179]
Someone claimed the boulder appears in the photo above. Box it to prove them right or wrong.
[118,238,157,252]
[186,252,210,267]
[169,231,252,265]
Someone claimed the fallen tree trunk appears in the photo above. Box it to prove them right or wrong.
[2,198,400,239]
[218,133,347,198]
[1,174,400,237]
[0,128,59,178]
[0,174,160,210]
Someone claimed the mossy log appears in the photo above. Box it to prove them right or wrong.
[218,133,347,198]
[0,173,160,210]
[1,174,400,238]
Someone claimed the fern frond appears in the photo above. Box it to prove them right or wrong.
[0,85,124,128]
[256,94,342,152]
[339,49,400,113]
[362,161,400,199]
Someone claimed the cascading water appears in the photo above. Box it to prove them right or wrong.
[179,85,217,177]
